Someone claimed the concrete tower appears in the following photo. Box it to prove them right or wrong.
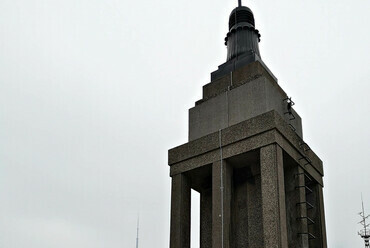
[168,3,327,248]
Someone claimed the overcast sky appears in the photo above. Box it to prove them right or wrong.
[0,0,370,247]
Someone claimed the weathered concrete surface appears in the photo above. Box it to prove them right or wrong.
[168,6,329,246]
[189,92,229,141]
[260,144,288,248]
[246,172,263,248]
[204,61,277,101]
[212,160,232,248]
[200,189,212,248]
[170,111,323,185]
[231,163,263,248]
[172,111,317,169]
[168,114,327,248]
[189,61,303,141]
[170,174,191,248]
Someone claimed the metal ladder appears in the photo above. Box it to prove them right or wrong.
[283,97,317,242]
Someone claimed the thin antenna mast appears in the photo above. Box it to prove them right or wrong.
[136,215,139,248]
[358,194,370,247]
[238,0,242,7]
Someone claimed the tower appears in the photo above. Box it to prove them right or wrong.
[358,196,370,247]
[168,2,327,248]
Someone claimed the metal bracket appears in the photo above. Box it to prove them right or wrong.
[298,232,317,240]
[295,172,313,182]
[296,201,314,210]
[299,141,311,152]
[299,156,312,166]
[297,216,315,225]
[295,185,313,194]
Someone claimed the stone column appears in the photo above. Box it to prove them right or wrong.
[200,188,212,248]
[212,160,232,248]
[260,144,288,248]
[170,174,191,248]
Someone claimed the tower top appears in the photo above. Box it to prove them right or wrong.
[228,6,255,30]
[211,2,261,79]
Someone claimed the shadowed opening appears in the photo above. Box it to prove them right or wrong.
[191,189,200,248]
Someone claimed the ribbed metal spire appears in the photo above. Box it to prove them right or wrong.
[225,4,261,61]
[210,1,263,81]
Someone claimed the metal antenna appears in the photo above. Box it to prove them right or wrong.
[358,194,370,247]
[136,215,139,248]
[238,0,242,7]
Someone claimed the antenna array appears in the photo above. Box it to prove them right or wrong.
[359,195,370,247]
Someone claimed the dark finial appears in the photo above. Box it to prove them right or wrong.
[238,0,242,7]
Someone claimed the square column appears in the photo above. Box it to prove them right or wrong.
[200,189,212,248]
[260,144,288,248]
[212,160,232,248]
[170,174,191,248]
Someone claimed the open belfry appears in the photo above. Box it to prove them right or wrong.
[168,2,327,248]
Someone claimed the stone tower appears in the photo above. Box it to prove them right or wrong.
[168,3,327,248]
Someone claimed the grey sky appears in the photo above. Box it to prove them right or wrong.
[0,0,369,247]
